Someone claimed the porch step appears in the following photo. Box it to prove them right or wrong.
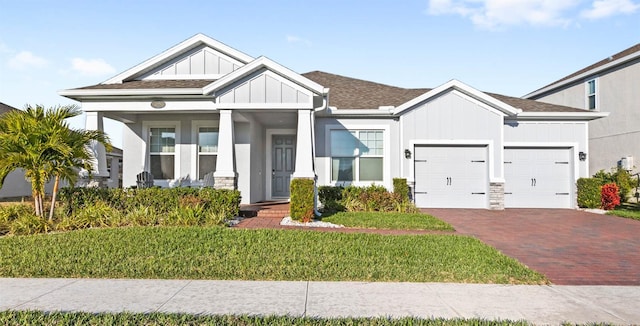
[239,208,290,219]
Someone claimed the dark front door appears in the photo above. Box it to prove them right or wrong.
[272,135,296,197]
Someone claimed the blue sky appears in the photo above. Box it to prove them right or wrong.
[1,0,639,147]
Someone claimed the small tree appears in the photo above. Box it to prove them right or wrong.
[0,104,111,219]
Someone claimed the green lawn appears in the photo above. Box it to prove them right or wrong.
[321,211,454,231]
[607,209,640,221]
[0,227,547,284]
[0,311,531,326]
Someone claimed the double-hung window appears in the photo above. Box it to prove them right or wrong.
[587,79,596,110]
[331,130,383,182]
[149,127,176,179]
[197,127,218,179]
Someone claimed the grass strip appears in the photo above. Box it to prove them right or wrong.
[607,209,640,221]
[0,310,533,325]
[0,227,546,284]
[322,211,454,231]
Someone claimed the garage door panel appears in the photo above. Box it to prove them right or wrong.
[414,146,488,208]
[504,148,572,208]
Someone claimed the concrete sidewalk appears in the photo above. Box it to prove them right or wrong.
[1,278,639,325]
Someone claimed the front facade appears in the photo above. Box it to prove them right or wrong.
[60,34,606,209]
[525,43,640,175]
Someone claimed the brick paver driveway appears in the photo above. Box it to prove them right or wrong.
[423,209,640,285]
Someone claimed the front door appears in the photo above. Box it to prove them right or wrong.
[272,135,296,197]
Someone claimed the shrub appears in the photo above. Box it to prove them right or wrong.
[56,200,122,231]
[290,178,315,222]
[340,184,418,213]
[601,183,620,210]
[0,204,34,235]
[593,168,634,202]
[318,186,345,213]
[577,178,601,208]
[393,178,410,202]
[9,213,50,235]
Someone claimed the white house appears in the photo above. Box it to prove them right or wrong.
[524,43,640,175]
[60,34,607,209]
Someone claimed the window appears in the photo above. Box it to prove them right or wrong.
[587,79,596,110]
[198,127,218,179]
[149,127,175,179]
[330,130,383,182]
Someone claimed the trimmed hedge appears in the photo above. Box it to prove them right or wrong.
[58,187,241,224]
[319,184,418,213]
[393,178,410,202]
[290,178,315,222]
[577,178,601,208]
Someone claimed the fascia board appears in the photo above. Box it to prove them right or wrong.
[393,79,521,116]
[103,34,254,84]
[514,111,610,121]
[524,51,640,99]
[203,56,327,95]
[59,88,204,97]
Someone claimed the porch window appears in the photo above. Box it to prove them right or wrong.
[587,79,596,110]
[330,130,383,182]
[198,127,218,179]
[149,127,175,179]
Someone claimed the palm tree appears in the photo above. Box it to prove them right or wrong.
[0,104,111,219]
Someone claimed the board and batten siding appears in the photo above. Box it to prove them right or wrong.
[400,91,504,182]
[140,45,242,79]
[218,69,311,105]
[503,121,588,178]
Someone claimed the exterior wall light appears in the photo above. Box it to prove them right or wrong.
[404,149,412,159]
[579,152,587,161]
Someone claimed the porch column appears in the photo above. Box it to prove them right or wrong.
[85,111,109,178]
[292,109,315,179]
[214,109,236,189]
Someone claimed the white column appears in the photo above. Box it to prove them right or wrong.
[85,111,109,177]
[214,109,236,178]
[292,109,315,179]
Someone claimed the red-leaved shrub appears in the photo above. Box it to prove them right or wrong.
[601,183,620,210]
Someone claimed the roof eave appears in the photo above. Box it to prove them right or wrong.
[514,111,610,121]
[524,51,640,99]
[58,88,205,101]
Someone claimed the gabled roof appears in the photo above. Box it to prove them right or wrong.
[103,34,254,84]
[525,42,640,99]
[205,57,328,96]
[303,71,586,114]
[302,71,427,109]
[0,102,18,115]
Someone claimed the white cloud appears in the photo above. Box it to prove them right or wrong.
[581,0,640,19]
[8,51,48,69]
[427,0,638,29]
[70,58,116,76]
[286,35,312,47]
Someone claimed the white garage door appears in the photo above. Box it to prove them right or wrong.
[504,147,573,208]
[414,145,488,208]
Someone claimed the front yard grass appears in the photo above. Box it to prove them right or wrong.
[321,211,454,231]
[0,311,531,325]
[0,227,547,284]
[606,202,640,221]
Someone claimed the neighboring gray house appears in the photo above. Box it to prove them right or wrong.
[60,34,606,209]
[524,43,640,175]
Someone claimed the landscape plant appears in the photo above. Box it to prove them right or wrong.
[576,178,601,208]
[601,183,620,210]
[290,178,315,222]
[0,104,111,219]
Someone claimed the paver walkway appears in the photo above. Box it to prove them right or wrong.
[424,208,640,286]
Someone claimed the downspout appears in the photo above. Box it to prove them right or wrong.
[313,93,329,217]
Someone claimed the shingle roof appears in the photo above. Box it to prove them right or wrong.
[303,71,584,113]
[535,42,640,92]
[302,71,429,109]
[0,102,18,115]
[75,79,215,90]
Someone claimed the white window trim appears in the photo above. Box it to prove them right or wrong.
[586,78,598,110]
[142,121,181,186]
[191,120,220,181]
[324,124,391,189]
